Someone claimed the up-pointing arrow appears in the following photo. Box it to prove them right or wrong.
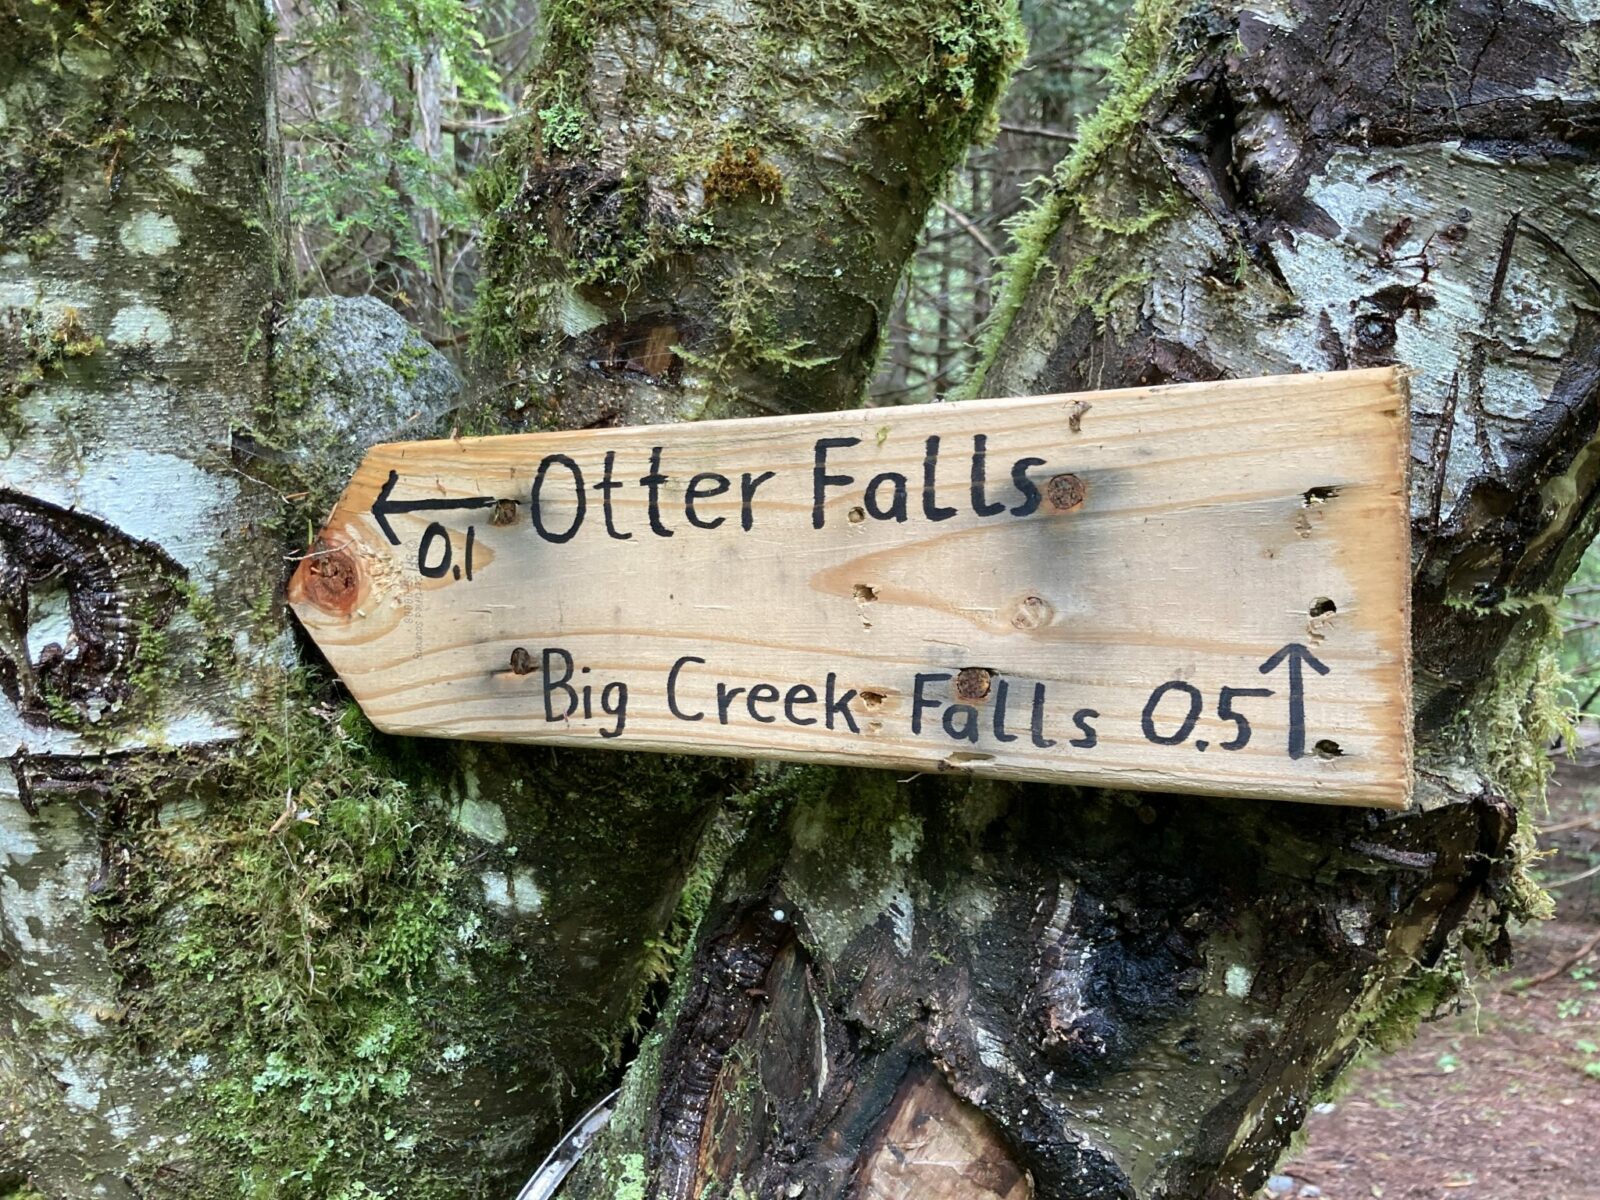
[1259,642,1331,760]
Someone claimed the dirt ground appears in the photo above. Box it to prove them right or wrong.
[1268,760,1600,1200]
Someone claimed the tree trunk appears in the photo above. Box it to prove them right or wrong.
[0,5,756,1193]
[471,0,1024,428]
[4,0,1024,1197]
[6,0,1594,1197]
[559,1,1600,1198]
[2,1,281,1193]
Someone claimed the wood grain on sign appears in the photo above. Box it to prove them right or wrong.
[288,368,1412,808]
[853,1065,1032,1200]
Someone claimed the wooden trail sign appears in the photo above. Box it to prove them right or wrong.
[289,368,1412,808]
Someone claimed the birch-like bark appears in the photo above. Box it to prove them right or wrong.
[561,0,1600,1197]
[0,7,747,1193]
[4,0,1026,1196]
[1,2,279,1192]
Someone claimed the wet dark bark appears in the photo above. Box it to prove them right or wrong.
[3,0,1593,1196]
[562,0,1600,1197]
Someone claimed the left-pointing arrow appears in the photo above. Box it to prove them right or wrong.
[370,469,497,546]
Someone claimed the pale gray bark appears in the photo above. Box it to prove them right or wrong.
[561,0,1600,1197]
[1,1,280,1191]
[0,5,708,1194]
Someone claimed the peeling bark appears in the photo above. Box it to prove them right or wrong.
[564,0,1600,1197]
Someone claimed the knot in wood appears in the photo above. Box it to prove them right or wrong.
[1009,594,1053,631]
[301,546,361,616]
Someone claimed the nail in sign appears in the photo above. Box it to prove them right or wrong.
[289,368,1412,808]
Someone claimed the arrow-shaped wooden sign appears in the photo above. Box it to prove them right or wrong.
[289,368,1412,808]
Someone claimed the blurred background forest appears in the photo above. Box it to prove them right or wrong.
[276,1,1599,1195]
[275,0,1125,399]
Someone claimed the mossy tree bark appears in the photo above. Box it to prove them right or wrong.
[0,3,779,1195]
[1,2,282,1193]
[3,1,1024,1198]
[472,0,1025,428]
[557,0,1600,1198]
[6,0,1595,1196]
[0,6,700,1200]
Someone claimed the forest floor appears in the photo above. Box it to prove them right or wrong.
[1269,756,1600,1200]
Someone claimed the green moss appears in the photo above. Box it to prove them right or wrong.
[1388,0,1457,102]
[535,79,595,155]
[1356,948,1471,1052]
[38,681,85,730]
[44,306,101,359]
[558,763,832,1197]
[1434,592,1574,919]
[0,151,64,251]
[1470,599,1573,922]
[97,675,472,1196]
[470,0,1024,411]
[613,1153,647,1200]
[385,339,433,384]
[123,603,175,717]
[85,646,749,1197]
[1,0,273,451]
[964,0,1193,396]
[1,0,268,192]
[255,298,338,517]
[619,763,832,1045]
[0,314,36,442]
[1,304,106,434]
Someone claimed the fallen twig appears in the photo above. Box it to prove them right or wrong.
[1539,815,1600,835]
[1544,861,1600,890]
[1516,927,1600,990]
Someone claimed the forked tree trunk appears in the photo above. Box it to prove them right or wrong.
[553,0,1600,1197]
[5,0,1596,1196]
[2,0,1023,1197]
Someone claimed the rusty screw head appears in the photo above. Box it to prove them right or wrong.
[1046,473,1087,512]
[954,667,993,701]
